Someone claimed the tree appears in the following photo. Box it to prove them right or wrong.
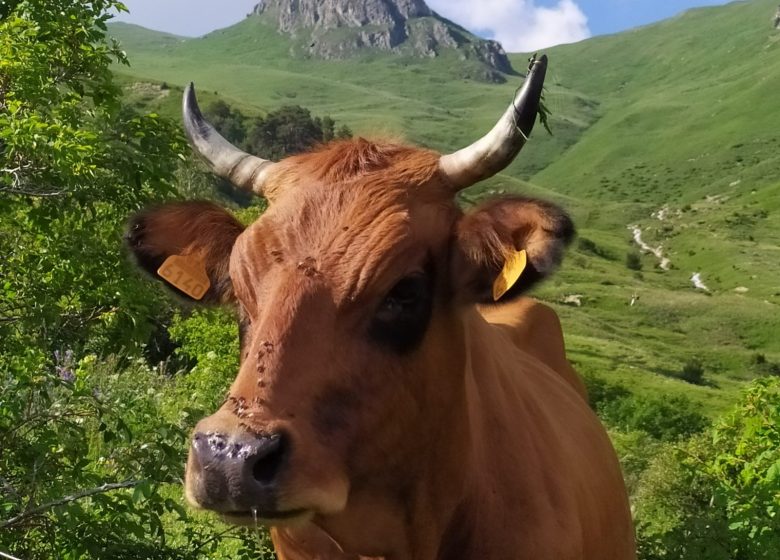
[244,105,352,160]
[205,99,247,146]
[0,0,185,360]
[201,101,352,206]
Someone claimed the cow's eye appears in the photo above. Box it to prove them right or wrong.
[371,273,433,353]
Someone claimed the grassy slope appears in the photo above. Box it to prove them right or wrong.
[109,0,780,415]
[512,0,780,411]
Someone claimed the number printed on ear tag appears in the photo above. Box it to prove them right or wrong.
[157,254,210,300]
[492,249,528,302]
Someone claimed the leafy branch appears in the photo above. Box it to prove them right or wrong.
[0,480,142,530]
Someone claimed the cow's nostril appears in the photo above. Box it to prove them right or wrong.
[251,434,288,485]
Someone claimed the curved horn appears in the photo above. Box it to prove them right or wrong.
[183,83,276,197]
[439,54,548,191]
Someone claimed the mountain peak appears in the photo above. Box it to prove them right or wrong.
[253,0,434,28]
[251,0,514,82]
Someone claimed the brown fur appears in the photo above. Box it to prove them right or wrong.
[128,138,634,560]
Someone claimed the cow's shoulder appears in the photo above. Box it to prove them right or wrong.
[478,297,588,400]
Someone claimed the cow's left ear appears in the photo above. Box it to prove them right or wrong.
[125,201,245,304]
[451,196,575,304]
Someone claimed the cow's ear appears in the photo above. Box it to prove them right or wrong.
[125,201,244,304]
[451,196,574,304]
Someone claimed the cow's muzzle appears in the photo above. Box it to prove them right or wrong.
[185,428,296,519]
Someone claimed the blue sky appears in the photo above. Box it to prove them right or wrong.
[577,0,731,36]
[114,0,734,51]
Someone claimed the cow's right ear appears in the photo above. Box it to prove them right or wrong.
[125,201,244,304]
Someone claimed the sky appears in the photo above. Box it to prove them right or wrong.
[113,0,735,52]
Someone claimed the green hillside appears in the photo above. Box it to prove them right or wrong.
[519,0,780,409]
[109,19,593,180]
[108,0,780,414]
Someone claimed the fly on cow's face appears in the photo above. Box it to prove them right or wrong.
[370,270,433,354]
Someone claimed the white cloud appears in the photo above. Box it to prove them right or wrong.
[426,0,591,52]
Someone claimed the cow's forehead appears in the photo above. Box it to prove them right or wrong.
[260,139,449,203]
[229,141,458,306]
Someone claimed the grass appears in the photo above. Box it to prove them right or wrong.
[108,0,780,416]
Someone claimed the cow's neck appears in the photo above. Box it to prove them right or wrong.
[446,307,579,560]
[314,306,549,560]
[313,312,476,559]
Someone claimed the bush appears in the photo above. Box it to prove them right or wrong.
[584,375,709,442]
[609,429,663,497]
[582,374,630,410]
[751,353,780,377]
[599,393,709,441]
[679,358,705,385]
[168,309,240,413]
[626,251,643,271]
[0,349,277,559]
[0,0,184,362]
[1,355,189,558]
[635,378,780,559]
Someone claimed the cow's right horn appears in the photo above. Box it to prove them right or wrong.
[439,54,548,192]
[183,83,276,198]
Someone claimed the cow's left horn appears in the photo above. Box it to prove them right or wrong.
[183,83,276,197]
[439,54,548,191]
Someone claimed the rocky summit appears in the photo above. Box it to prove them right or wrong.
[251,0,515,82]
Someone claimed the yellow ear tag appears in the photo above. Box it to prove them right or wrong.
[492,249,528,301]
[157,254,210,301]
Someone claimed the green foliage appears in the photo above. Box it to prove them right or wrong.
[626,251,643,271]
[585,374,709,442]
[0,0,185,361]
[245,105,353,159]
[751,353,780,377]
[599,393,709,442]
[1,355,185,558]
[206,99,248,146]
[679,358,705,385]
[203,100,353,161]
[168,309,240,413]
[583,373,631,410]
[0,351,278,559]
[608,429,662,497]
[636,377,780,559]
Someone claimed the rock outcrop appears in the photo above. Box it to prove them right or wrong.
[251,0,514,81]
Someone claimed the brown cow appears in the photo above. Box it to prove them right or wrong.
[127,56,635,559]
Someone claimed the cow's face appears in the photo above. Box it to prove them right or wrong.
[127,56,572,526]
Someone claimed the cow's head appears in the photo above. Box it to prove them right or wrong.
[127,56,573,528]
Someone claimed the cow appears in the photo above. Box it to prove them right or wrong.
[126,55,635,559]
